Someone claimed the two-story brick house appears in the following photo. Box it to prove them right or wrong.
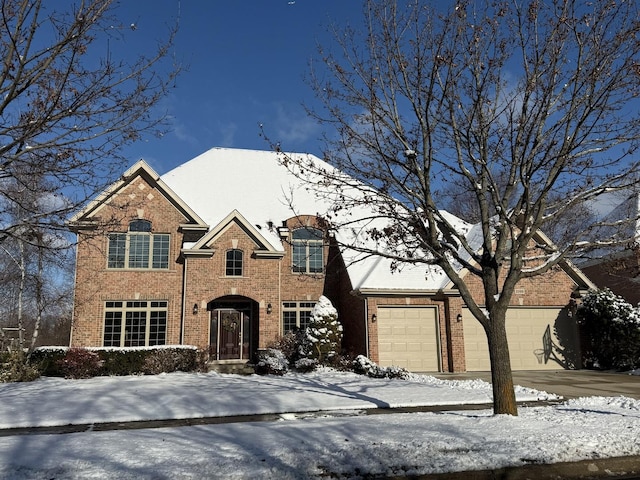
[70,147,594,372]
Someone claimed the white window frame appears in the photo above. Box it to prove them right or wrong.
[291,228,324,274]
[103,300,168,347]
[282,301,316,333]
[107,232,170,270]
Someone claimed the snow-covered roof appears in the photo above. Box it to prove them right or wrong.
[157,147,480,292]
[161,147,322,251]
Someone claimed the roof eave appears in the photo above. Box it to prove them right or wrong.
[352,288,458,298]
[253,250,285,259]
[181,248,215,258]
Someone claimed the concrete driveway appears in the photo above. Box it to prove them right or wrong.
[432,370,640,400]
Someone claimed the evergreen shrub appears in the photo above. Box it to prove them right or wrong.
[0,351,41,383]
[254,348,289,375]
[577,288,640,370]
[31,346,200,377]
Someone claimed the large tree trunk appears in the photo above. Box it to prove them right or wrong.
[486,311,517,415]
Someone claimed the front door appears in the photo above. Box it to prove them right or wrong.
[210,307,251,360]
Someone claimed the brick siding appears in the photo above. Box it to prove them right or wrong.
[72,170,583,373]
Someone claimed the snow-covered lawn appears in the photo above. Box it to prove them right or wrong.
[0,370,638,479]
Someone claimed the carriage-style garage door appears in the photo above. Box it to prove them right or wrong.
[377,307,440,372]
[462,307,579,371]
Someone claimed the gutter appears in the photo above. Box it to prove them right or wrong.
[353,288,457,297]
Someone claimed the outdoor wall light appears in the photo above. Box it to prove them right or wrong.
[371,314,377,323]
[456,313,463,322]
[193,303,199,315]
[267,303,273,314]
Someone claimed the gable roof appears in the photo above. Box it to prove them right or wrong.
[446,227,595,292]
[160,148,323,251]
[89,147,590,295]
[158,147,462,292]
[192,209,285,258]
[69,160,208,230]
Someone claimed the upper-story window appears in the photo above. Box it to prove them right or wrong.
[225,249,243,276]
[107,220,170,269]
[292,227,323,273]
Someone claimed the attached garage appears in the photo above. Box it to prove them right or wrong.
[377,306,441,372]
[462,307,581,371]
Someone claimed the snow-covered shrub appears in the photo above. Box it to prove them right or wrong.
[577,288,640,370]
[141,348,199,375]
[0,351,41,383]
[255,348,289,375]
[294,357,318,373]
[29,346,68,376]
[31,346,201,377]
[57,347,104,379]
[304,296,343,364]
[353,355,410,379]
[270,330,308,365]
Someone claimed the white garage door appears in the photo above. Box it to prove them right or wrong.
[463,307,579,371]
[377,307,440,372]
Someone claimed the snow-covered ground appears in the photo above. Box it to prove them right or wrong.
[0,369,638,479]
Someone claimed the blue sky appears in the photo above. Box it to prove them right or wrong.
[110,1,363,175]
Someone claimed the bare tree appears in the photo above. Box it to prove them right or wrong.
[272,0,640,415]
[0,0,179,241]
[442,180,598,249]
[0,0,178,361]
[0,166,75,356]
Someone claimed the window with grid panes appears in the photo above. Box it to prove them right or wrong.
[282,301,316,333]
[225,249,243,276]
[291,228,323,273]
[107,220,169,270]
[103,301,167,347]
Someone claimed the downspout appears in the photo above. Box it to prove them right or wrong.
[278,255,282,343]
[180,255,187,345]
[363,297,369,358]
[69,235,80,347]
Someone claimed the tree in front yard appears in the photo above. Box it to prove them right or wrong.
[0,0,179,364]
[303,296,343,364]
[269,0,640,415]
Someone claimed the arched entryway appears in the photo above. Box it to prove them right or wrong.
[207,296,258,361]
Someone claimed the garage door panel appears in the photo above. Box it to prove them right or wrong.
[405,326,420,336]
[391,342,407,352]
[462,308,580,371]
[378,307,440,372]
[377,324,392,335]
[390,328,404,337]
